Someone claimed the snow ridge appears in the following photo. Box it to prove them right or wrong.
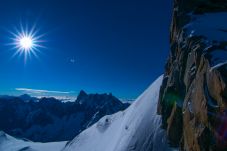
[63,75,174,151]
[0,131,66,151]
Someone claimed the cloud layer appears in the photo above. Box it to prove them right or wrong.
[16,88,73,94]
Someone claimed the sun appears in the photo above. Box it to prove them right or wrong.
[8,23,45,63]
[20,36,33,50]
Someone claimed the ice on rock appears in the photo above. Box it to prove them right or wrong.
[185,12,227,42]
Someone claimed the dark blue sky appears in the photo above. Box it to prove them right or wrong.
[0,0,172,99]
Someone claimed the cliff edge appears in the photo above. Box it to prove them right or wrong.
[158,0,227,150]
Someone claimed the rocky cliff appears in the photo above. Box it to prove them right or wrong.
[158,0,227,150]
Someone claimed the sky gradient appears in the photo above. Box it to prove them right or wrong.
[0,0,172,99]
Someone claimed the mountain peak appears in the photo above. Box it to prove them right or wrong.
[19,94,31,99]
[76,90,88,102]
[75,91,124,109]
[19,94,38,102]
[78,90,87,97]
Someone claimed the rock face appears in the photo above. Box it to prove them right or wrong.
[158,0,227,150]
[0,91,129,142]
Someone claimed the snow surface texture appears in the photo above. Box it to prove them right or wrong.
[0,131,66,151]
[185,12,227,42]
[63,75,174,151]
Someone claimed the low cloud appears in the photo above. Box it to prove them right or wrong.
[16,88,74,94]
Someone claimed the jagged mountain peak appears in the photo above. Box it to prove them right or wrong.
[19,94,36,102]
[77,90,88,99]
[75,90,122,107]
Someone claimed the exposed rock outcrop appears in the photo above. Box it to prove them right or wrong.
[158,0,227,150]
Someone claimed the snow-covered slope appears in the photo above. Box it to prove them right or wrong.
[0,131,66,151]
[63,75,174,151]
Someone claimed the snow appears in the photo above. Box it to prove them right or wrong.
[184,13,227,71]
[210,61,227,71]
[0,131,67,151]
[184,12,227,42]
[208,50,227,70]
[63,75,175,151]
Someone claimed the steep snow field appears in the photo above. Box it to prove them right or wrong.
[63,75,174,151]
[0,131,66,151]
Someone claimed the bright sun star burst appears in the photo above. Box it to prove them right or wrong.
[20,36,33,50]
[8,22,45,63]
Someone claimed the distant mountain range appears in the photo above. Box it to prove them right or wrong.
[0,94,38,102]
[0,91,129,142]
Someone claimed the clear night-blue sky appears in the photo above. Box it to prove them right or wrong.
[0,0,172,99]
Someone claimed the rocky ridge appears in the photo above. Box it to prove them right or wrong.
[158,0,227,150]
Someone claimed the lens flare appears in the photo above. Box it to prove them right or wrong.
[215,111,227,147]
